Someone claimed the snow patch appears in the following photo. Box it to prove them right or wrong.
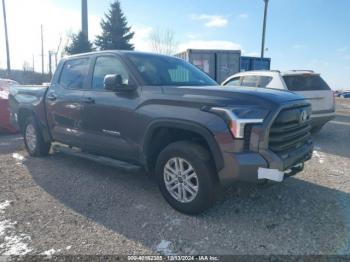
[169,218,182,226]
[155,240,174,255]
[0,200,32,256]
[0,201,11,214]
[0,235,32,256]
[313,150,325,164]
[134,204,146,210]
[41,248,61,258]
[0,219,16,236]
[12,153,25,162]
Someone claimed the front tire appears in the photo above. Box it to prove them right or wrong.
[24,117,51,157]
[155,141,218,215]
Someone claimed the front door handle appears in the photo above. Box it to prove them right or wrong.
[83,97,95,104]
[47,93,57,101]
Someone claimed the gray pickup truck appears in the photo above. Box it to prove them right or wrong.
[9,51,313,214]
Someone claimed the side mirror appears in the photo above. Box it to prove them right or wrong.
[104,74,136,92]
[104,74,123,91]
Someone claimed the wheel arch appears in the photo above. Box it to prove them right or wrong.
[142,119,224,172]
[17,107,51,143]
[17,107,35,132]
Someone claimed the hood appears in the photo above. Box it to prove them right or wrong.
[161,85,306,108]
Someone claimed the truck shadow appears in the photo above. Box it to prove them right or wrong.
[24,153,350,255]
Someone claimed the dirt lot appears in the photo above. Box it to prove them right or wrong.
[0,99,350,257]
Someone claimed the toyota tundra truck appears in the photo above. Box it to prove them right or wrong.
[9,51,313,214]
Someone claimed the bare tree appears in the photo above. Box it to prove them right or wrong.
[150,28,178,55]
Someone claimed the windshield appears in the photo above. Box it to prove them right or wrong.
[127,53,217,86]
[283,74,331,91]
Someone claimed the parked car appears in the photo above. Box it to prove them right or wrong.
[9,51,313,214]
[0,78,19,133]
[340,92,350,98]
[222,70,335,133]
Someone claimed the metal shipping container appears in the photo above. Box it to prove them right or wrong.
[251,57,271,70]
[175,49,241,83]
[240,56,271,71]
[240,56,252,72]
[215,51,241,83]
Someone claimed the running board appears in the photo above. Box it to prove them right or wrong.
[52,144,143,173]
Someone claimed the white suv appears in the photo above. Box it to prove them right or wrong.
[222,70,335,133]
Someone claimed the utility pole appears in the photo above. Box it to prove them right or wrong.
[55,37,62,67]
[48,51,53,79]
[82,0,88,39]
[41,25,44,79]
[2,0,11,76]
[261,0,269,58]
[32,54,35,72]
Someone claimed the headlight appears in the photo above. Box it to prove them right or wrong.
[210,107,269,138]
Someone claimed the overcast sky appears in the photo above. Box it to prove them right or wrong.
[0,0,349,89]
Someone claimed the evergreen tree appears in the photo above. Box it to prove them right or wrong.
[65,32,94,55]
[95,1,134,50]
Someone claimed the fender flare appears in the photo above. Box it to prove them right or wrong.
[143,119,224,172]
[17,107,51,143]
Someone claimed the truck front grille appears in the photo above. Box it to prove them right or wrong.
[269,105,312,157]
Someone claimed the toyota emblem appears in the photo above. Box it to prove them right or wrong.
[300,110,308,123]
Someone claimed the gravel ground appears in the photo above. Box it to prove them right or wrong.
[0,100,349,257]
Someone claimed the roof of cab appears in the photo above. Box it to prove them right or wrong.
[62,50,176,61]
[280,70,319,76]
[231,69,320,77]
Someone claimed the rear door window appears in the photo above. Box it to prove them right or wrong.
[241,75,259,87]
[224,77,241,86]
[59,58,90,89]
[258,76,273,87]
[283,75,331,91]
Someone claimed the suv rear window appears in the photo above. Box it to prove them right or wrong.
[283,74,330,91]
[241,76,259,87]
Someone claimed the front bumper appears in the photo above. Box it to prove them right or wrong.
[310,111,335,127]
[219,145,312,187]
[0,99,18,133]
[215,100,315,187]
[218,141,313,186]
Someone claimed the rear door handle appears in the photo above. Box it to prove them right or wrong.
[47,93,57,101]
[83,97,95,104]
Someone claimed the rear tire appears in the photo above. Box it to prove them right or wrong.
[155,141,218,215]
[23,117,51,157]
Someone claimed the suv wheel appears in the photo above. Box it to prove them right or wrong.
[156,141,218,215]
[24,117,51,157]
